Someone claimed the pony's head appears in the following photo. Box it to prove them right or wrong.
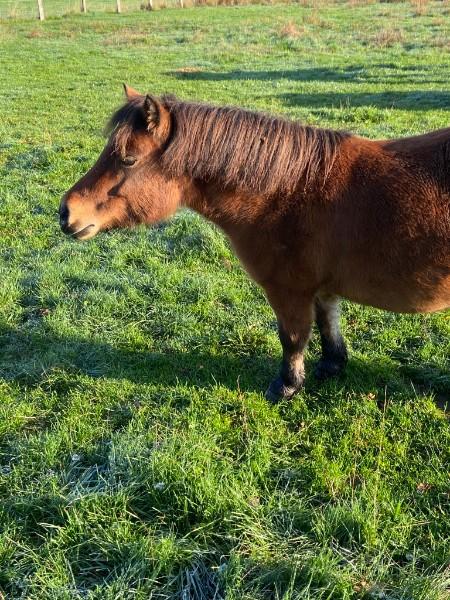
[59,85,183,240]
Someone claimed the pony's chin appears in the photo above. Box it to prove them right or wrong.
[73,224,98,240]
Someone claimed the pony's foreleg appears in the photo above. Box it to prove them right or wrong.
[264,293,314,403]
[314,295,348,380]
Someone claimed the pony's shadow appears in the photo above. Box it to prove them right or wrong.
[0,324,273,394]
[1,325,448,408]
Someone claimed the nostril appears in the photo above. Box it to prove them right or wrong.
[59,203,69,227]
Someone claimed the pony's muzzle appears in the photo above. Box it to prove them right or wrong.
[58,195,97,240]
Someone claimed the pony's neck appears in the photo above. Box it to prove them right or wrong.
[182,178,272,230]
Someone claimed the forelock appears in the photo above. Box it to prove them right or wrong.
[106,97,147,156]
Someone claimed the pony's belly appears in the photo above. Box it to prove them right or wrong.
[408,287,450,313]
[338,276,450,314]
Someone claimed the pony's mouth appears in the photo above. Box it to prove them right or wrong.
[71,224,96,240]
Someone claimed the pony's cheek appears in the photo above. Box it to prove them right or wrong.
[115,177,181,225]
[95,195,127,224]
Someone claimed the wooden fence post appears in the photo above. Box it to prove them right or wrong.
[179,0,183,7]
[116,0,121,11]
[81,0,87,12]
[37,0,44,19]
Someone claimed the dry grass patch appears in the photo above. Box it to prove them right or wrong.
[348,0,376,6]
[25,27,75,39]
[370,27,405,48]
[191,29,205,43]
[278,20,303,39]
[175,66,204,74]
[431,36,450,50]
[411,0,428,16]
[25,29,45,38]
[103,30,148,45]
[303,10,329,28]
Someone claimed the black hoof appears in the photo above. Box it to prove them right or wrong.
[314,358,347,381]
[265,377,301,403]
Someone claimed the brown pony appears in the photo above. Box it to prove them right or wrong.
[60,85,450,402]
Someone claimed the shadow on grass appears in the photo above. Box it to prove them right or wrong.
[3,147,54,172]
[0,324,448,406]
[172,64,449,87]
[172,66,449,110]
[281,90,450,111]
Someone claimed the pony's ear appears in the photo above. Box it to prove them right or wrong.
[123,83,141,100]
[143,95,171,143]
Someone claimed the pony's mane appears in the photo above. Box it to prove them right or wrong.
[109,96,350,197]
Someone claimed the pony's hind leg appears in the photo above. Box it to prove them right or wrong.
[265,292,314,403]
[314,295,348,380]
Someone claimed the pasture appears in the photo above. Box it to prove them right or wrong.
[0,2,449,598]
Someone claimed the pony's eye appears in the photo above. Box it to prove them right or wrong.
[122,156,137,166]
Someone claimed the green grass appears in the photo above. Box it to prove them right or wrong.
[0,2,449,598]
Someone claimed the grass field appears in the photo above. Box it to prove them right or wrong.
[1,2,450,598]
